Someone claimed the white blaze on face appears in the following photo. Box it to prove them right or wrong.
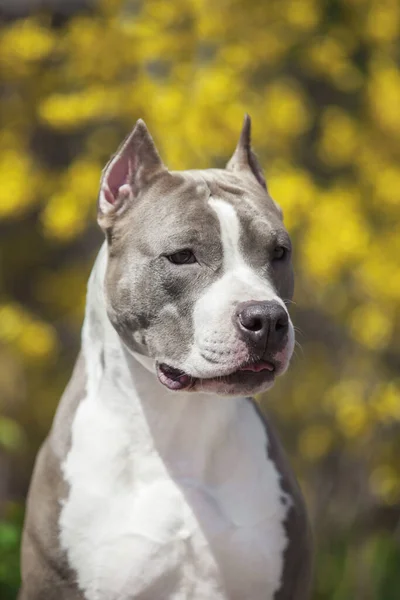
[213,198,243,270]
[183,198,294,378]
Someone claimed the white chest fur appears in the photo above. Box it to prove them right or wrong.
[59,249,290,600]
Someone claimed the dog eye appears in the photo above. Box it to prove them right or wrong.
[273,246,287,261]
[167,250,197,265]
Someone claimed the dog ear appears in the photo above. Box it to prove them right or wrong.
[98,119,165,228]
[226,114,267,190]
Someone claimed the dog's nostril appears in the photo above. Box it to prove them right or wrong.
[275,317,287,332]
[249,317,263,332]
[239,314,264,332]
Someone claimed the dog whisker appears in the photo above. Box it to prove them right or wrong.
[294,340,304,357]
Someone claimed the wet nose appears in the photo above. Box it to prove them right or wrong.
[235,300,289,350]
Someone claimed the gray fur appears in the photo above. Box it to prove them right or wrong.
[104,167,293,369]
[19,354,87,599]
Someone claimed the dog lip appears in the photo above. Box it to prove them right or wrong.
[158,363,185,378]
[156,362,193,391]
[238,361,275,373]
[156,359,276,392]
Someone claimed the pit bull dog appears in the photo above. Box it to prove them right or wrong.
[19,116,312,600]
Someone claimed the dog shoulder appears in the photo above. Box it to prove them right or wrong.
[247,398,313,600]
[19,439,83,599]
[19,353,88,599]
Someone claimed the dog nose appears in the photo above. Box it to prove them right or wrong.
[235,300,289,349]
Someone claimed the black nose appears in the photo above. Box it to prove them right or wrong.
[235,300,289,350]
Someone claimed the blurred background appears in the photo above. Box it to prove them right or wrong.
[0,0,400,598]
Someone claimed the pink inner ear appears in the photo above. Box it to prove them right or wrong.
[104,153,133,204]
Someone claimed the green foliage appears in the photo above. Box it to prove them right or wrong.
[315,533,400,600]
[0,0,399,598]
[0,505,23,598]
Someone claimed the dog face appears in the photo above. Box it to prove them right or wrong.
[98,117,294,396]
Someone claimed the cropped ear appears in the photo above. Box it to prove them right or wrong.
[226,114,267,190]
[98,119,165,228]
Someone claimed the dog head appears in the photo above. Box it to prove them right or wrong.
[98,117,294,396]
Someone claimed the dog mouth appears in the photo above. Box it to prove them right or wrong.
[156,360,276,391]
[156,363,193,391]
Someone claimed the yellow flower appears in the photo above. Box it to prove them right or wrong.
[336,400,368,437]
[39,87,120,130]
[283,0,322,32]
[66,160,102,204]
[303,34,362,90]
[0,18,54,65]
[324,380,370,437]
[268,164,316,230]
[368,59,400,137]
[261,80,311,141]
[301,187,369,282]
[0,151,36,217]
[18,321,57,359]
[324,380,365,412]
[304,37,344,74]
[42,192,86,240]
[364,1,399,43]
[318,108,359,167]
[357,255,400,303]
[373,165,400,207]
[0,304,57,360]
[369,465,400,505]
[0,304,25,343]
[371,383,400,422]
[299,424,333,461]
[350,303,392,350]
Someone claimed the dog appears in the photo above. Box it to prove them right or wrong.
[19,116,312,600]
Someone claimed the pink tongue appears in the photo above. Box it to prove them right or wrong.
[241,362,274,373]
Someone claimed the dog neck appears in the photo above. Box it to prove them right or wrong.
[81,243,240,478]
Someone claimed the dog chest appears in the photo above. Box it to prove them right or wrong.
[59,394,290,600]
